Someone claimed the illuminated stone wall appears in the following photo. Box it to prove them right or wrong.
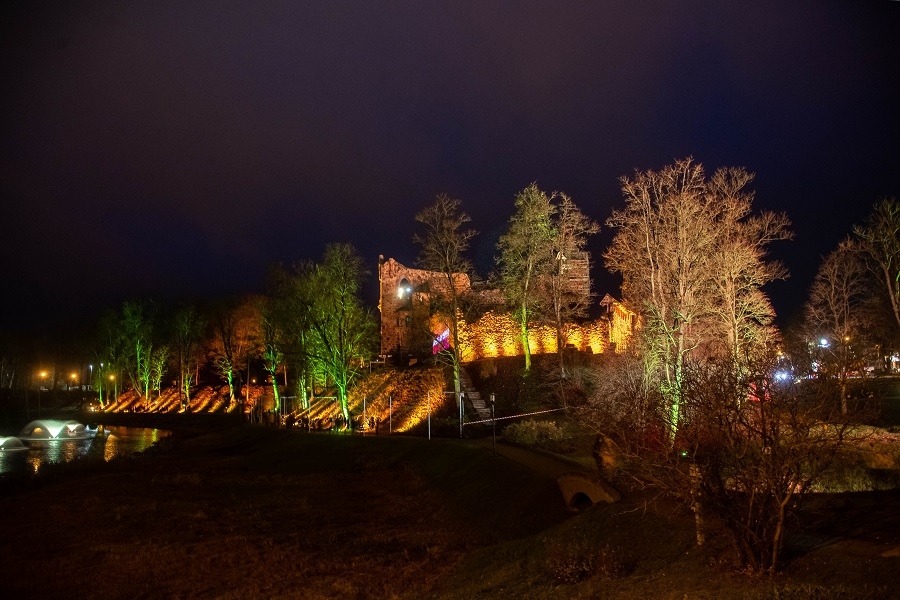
[600,294,638,353]
[460,311,612,361]
[378,256,636,361]
[378,256,470,356]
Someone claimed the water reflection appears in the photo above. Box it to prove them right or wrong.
[0,426,170,476]
[103,426,166,462]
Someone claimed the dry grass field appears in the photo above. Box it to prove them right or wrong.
[1,424,899,599]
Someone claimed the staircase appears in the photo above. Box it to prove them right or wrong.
[459,367,492,421]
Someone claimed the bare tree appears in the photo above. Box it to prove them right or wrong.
[606,158,790,443]
[605,158,716,443]
[803,239,868,411]
[413,194,477,399]
[172,304,205,410]
[707,168,792,363]
[682,358,856,574]
[208,296,262,409]
[497,183,555,373]
[579,352,858,574]
[546,192,599,380]
[853,197,900,347]
[92,309,125,407]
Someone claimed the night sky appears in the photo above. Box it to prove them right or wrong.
[2,1,899,338]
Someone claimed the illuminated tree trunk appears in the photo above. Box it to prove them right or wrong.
[223,363,235,405]
[181,371,194,411]
[270,375,280,414]
[262,342,283,413]
[518,305,532,373]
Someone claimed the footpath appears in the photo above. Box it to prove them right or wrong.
[469,437,595,480]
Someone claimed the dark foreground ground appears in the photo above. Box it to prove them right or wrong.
[1,423,899,599]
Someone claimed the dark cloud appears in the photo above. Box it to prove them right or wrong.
[2,1,898,335]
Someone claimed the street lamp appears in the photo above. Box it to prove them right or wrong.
[38,371,47,418]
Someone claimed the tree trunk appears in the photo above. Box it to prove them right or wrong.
[519,311,532,373]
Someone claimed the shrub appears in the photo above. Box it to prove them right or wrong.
[503,419,575,454]
[544,536,630,584]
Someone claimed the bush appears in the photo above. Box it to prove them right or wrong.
[544,536,630,583]
[503,419,575,454]
[813,458,900,492]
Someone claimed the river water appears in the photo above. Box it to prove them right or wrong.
[0,426,170,476]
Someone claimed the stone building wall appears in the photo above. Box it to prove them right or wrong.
[378,255,636,361]
[378,256,470,356]
[459,311,611,361]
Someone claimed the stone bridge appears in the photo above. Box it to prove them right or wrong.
[557,471,621,511]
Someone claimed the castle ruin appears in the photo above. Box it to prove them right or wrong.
[378,255,636,363]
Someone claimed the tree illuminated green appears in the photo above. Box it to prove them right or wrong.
[284,244,377,427]
[149,344,169,400]
[260,301,285,413]
[119,301,155,401]
[267,267,317,411]
[497,183,555,373]
[92,309,125,407]
[606,159,713,443]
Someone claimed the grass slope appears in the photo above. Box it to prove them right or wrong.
[0,426,566,599]
[1,422,898,599]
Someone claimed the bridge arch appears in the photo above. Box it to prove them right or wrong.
[557,472,621,512]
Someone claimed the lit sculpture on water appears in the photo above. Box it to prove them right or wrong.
[0,437,27,450]
[17,419,97,441]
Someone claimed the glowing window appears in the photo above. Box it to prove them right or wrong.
[397,278,412,300]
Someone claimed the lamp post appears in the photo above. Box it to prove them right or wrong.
[490,393,496,455]
[843,336,851,376]
[38,371,47,418]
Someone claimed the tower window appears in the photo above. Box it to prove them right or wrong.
[397,278,413,305]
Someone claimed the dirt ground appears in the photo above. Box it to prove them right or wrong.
[1,424,899,600]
